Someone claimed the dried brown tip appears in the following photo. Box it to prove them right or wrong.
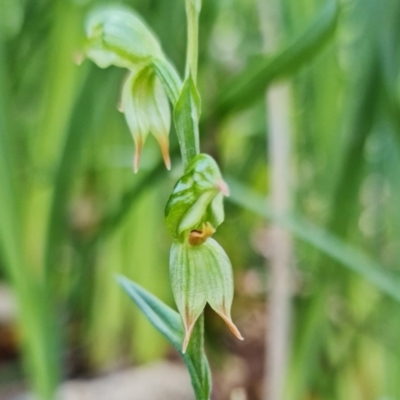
[216,179,230,197]
[133,140,143,174]
[216,312,244,341]
[157,136,171,171]
[162,150,171,171]
[73,52,84,66]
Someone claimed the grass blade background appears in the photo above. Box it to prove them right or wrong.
[0,41,59,400]
[213,0,339,118]
[227,179,400,303]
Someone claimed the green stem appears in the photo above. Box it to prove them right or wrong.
[185,0,201,82]
[186,313,212,400]
[178,2,210,399]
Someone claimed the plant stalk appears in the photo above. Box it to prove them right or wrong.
[180,2,210,399]
[185,0,201,81]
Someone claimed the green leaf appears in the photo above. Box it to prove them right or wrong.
[90,163,167,244]
[118,276,211,400]
[213,0,339,117]
[227,179,400,303]
[173,75,201,166]
[0,43,59,400]
[85,5,163,69]
[0,0,23,39]
[323,53,380,263]
[44,66,107,283]
[117,275,183,349]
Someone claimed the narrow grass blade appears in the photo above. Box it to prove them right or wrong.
[44,67,117,284]
[0,0,23,39]
[214,0,339,117]
[90,162,166,244]
[0,42,59,400]
[326,56,380,240]
[227,179,400,303]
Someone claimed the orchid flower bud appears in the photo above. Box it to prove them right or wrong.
[121,65,171,172]
[84,5,163,69]
[170,238,243,353]
[165,154,229,243]
[84,6,176,172]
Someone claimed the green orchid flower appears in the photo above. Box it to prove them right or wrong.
[170,238,243,353]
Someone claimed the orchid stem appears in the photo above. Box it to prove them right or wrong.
[185,0,201,83]
[180,2,210,399]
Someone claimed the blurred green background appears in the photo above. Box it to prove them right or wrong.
[0,0,400,399]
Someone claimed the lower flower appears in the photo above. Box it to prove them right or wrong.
[169,238,244,353]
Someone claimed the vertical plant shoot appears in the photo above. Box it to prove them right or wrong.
[83,2,242,399]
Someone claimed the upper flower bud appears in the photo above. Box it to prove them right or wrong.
[84,5,176,172]
[165,154,229,242]
[84,5,163,69]
[121,65,171,172]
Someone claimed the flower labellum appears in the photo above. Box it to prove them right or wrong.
[188,222,215,246]
[121,65,171,172]
[170,238,243,353]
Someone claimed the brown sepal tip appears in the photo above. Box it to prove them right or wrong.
[217,311,244,341]
[157,137,171,171]
[133,140,144,174]
[73,52,85,66]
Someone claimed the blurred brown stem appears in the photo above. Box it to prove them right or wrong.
[257,1,294,399]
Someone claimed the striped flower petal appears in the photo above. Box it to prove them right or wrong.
[170,238,243,353]
[121,66,171,172]
[165,154,228,241]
